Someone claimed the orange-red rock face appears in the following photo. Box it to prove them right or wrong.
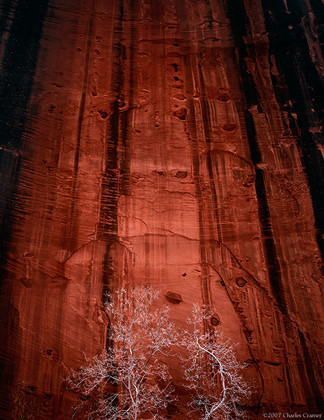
[0,0,323,418]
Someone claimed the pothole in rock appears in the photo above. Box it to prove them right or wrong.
[210,314,221,326]
[222,123,236,131]
[20,277,32,288]
[236,277,247,287]
[175,170,188,178]
[98,110,108,119]
[217,93,230,102]
[165,291,183,304]
[173,108,187,120]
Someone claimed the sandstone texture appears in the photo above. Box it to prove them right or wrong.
[0,0,323,418]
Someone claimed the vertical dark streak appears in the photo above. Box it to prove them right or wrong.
[245,112,286,311]
[101,0,125,309]
[98,1,124,240]
[101,0,136,305]
[226,0,286,312]
[119,0,137,196]
[68,5,95,252]
[197,64,221,239]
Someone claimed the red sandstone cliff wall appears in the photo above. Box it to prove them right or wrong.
[0,0,323,418]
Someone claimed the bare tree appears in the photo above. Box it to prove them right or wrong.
[66,285,178,420]
[182,304,252,419]
[67,289,253,419]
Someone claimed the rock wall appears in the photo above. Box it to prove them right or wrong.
[0,0,323,418]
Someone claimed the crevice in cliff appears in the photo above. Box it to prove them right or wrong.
[118,0,138,197]
[62,239,97,265]
[98,0,131,241]
[99,0,138,347]
[98,0,127,350]
[127,230,198,242]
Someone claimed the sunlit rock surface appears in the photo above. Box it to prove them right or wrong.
[0,0,323,418]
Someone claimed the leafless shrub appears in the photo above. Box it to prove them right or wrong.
[181,304,253,419]
[66,285,178,420]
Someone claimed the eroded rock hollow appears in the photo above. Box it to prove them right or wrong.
[0,0,323,418]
